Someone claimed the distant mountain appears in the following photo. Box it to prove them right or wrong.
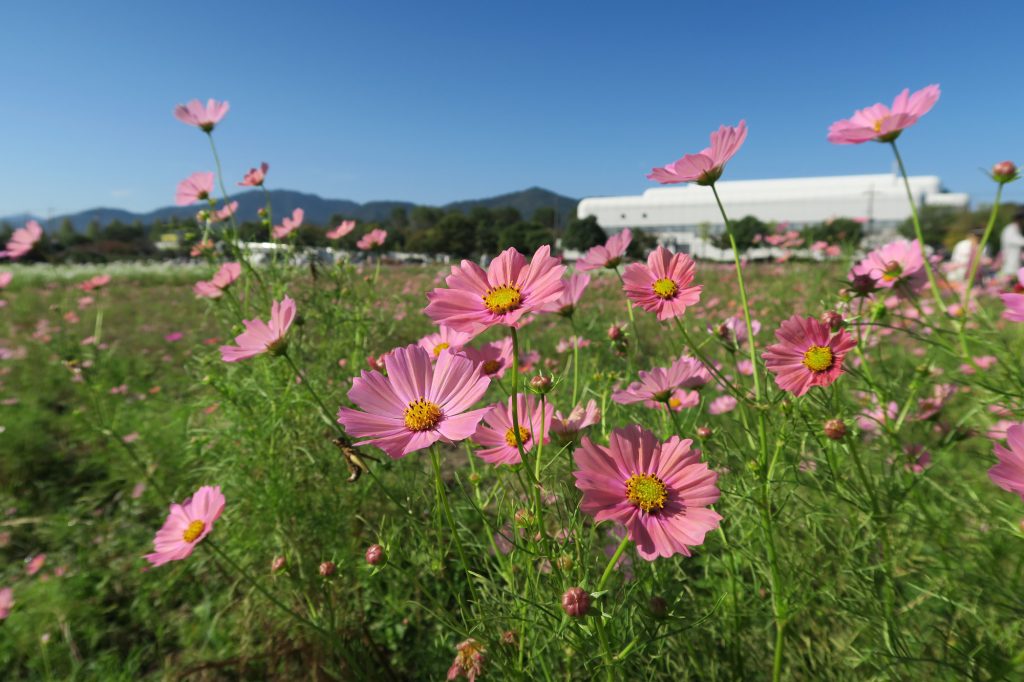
[6,187,579,232]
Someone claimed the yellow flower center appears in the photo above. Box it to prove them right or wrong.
[881,260,902,282]
[182,520,206,543]
[403,398,443,431]
[872,119,883,133]
[432,342,450,356]
[481,359,502,375]
[802,345,834,372]
[625,473,668,513]
[482,284,522,315]
[652,278,678,300]
[504,426,531,448]
[668,396,682,409]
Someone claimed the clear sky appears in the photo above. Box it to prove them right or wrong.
[2,0,1022,219]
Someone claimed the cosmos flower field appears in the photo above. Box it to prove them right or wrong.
[2,89,1024,680]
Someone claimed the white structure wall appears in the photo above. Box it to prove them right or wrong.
[577,174,969,237]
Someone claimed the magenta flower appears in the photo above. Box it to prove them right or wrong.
[828,85,940,144]
[471,394,554,465]
[219,296,296,362]
[239,162,269,187]
[0,587,11,619]
[462,337,514,378]
[709,314,761,348]
[425,246,566,337]
[622,246,702,320]
[556,336,590,353]
[173,99,230,132]
[356,228,388,251]
[25,554,46,576]
[212,201,238,223]
[574,425,721,560]
[78,274,112,292]
[144,485,225,566]
[327,220,357,240]
[708,395,737,415]
[0,271,11,288]
[551,399,601,441]
[417,326,475,359]
[612,355,710,408]
[1,220,43,260]
[542,272,590,316]
[647,121,747,186]
[576,229,632,272]
[990,423,1024,501]
[272,208,304,239]
[447,638,486,682]
[175,172,215,206]
[762,315,857,397]
[337,344,491,458]
[1001,269,1024,321]
[850,239,926,292]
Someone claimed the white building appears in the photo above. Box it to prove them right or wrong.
[577,173,969,255]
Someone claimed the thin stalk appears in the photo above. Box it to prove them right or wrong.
[430,446,478,607]
[569,315,581,405]
[959,183,1004,335]
[889,140,946,313]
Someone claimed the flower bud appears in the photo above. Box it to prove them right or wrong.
[270,555,287,573]
[530,375,552,394]
[607,323,625,341]
[696,425,713,439]
[823,418,847,440]
[820,310,844,331]
[365,544,384,566]
[318,560,336,577]
[561,587,590,617]
[992,161,1018,183]
[514,508,533,527]
[849,273,877,296]
[257,207,268,218]
[500,630,518,646]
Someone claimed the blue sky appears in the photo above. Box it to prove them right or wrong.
[2,0,1022,218]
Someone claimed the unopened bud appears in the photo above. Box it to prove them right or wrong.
[607,323,625,341]
[821,310,844,331]
[530,375,552,393]
[257,207,268,218]
[500,630,518,646]
[824,418,847,440]
[992,160,1018,183]
[319,561,336,577]
[561,587,590,617]
[849,273,877,296]
[270,555,286,573]
[365,544,384,566]
[696,425,713,439]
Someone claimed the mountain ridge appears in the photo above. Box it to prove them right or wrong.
[5,187,579,232]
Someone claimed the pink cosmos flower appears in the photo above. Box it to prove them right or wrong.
[173,99,230,132]
[471,394,554,465]
[709,314,761,348]
[175,172,215,206]
[417,326,475,359]
[647,121,748,186]
[144,485,225,566]
[542,272,590,316]
[551,399,601,441]
[425,246,566,338]
[337,344,491,458]
[0,587,12,620]
[239,162,269,187]
[212,201,238,223]
[612,355,710,408]
[1,220,43,260]
[0,271,11,288]
[665,389,700,412]
[556,336,590,353]
[327,220,356,240]
[850,239,926,292]
[990,423,1024,501]
[828,85,940,144]
[194,262,241,299]
[708,395,737,415]
[762,315,857,397]
[899,445,932,474]
[461,337,514,378]
[356,228,388,250]
[574,425,721,560]
[622,246,702,320]
[78,274,111,292]
[272,208,304,239]
[219,296,296,362]
[1001,270,1024,321]
[26,554,46,576]
[576,229,632,271]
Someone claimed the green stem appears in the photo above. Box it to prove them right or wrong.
[283,352,348,441]
[597,535,630,592]
[430,446,478,607]
[614,267,641,360]
[889,140,946,313]
[958,183,1004,353]
[569,315,581,405]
